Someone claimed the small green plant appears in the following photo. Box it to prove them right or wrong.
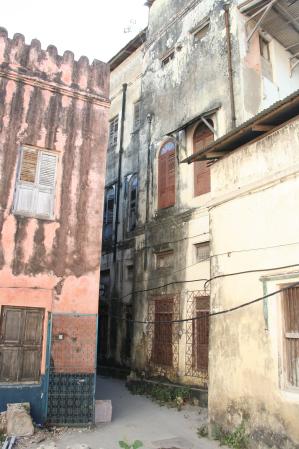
[119,440,143,449]
[197,424,208,438]
[220,422,248,449]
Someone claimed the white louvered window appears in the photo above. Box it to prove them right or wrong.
[13,147,58,220]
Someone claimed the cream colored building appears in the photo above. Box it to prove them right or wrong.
[185,91,299,448]
[100,0,299,396]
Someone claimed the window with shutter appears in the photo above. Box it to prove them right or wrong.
[108,116,119,149]
[14,147,58,220]
[128,175,138,232]
[158,141,176,209]
[192,296,209,372]
[152,297,173,367]
[193,121,214,197]
[133,102,141,130]
[103,186,115,241]
[282,286,299,388]
[0,306,44,383]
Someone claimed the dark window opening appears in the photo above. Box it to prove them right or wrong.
[0,306,44,382]
[103,187,115,241]
[193,20,210,41]
[128,175,138,231]
[162,51,175,67]
[259,35,270,61]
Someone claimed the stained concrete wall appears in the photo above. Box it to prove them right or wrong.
[102,0,299,387]
[208,116,299,448]
[0,28,109,421]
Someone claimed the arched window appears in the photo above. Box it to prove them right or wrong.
[158,140,176,209]
[193,120,214,196]
[128,174,138,231]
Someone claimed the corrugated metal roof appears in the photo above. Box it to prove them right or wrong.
[182,89,299,163]
[239,0,299,55]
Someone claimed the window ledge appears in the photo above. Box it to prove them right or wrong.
[13,211,56,222]
[0,381,41,388]
[280,388,299,403]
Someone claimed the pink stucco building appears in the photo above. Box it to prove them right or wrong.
[0,27,109,424]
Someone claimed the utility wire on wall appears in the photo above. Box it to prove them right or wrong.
[108,281,299,325]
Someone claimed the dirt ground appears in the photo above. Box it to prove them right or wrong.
[14,377,222,449]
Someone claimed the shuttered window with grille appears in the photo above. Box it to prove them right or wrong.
[158,141,176,209]
[283,286,299,388]
[0,306,44,382]
[152,297,173,367]
[14,147,58,219]
[192,296,209,372]
[193,121,214,197]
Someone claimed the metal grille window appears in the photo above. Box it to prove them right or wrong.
[193,121,214,197]
[283,286,299,388]
[158,140,176,209]
[193,297,209,372]
[195,242,210,262]
[126,265,134,281]
[14,146,58,219]
[133,101,141,130]
[152,298,174,367]
[103,186,115,241]
[156,250,174,269]
[0,306,44,382]
[109,115,119,148]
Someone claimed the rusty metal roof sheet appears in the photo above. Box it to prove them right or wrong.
[239,0,299,56]
[181,89,299,163]
[109,29,147,71]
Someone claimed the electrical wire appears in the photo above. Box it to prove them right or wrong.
[106,262,299,303]
[108,281,299,325]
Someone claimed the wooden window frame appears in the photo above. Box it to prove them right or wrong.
[193,120,214,197]
[155,250,174,269]
[103,186,115,241]
[128,174,138,232]
[161,49,175,67]
[191,18,210,42]
[281,285,299,390]
[158,140,176,210]
[192,296,209,372]
[0,306,44,383]
[152,297,174,367]
[13,146,58,220]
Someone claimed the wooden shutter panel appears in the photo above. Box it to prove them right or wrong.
[283,286,299,387]
[19,148,38,183]
[36,152,57,218]
[193,123,214,197]
[153,297,173,366]
[21,309,44,382]
[158,144,175,209]
[14,148,38,215]
[0,347,19,382]
[0,308,23,344]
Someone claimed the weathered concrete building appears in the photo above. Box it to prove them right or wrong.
[186,90,299,448]
[0,28,109,424]
[100,0,299,392]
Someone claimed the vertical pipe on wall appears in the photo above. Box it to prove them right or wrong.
[113,83,127,263]
[224,4,237,129]
[144,113,153,270]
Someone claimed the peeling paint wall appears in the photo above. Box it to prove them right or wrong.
[208,117,299,448]
[102,0,299,389]
[0,27,109,421]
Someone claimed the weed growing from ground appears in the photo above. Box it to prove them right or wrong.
[119,440,143,449]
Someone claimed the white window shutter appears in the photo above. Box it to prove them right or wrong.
[14,148,37,215]
[35,152,57,219]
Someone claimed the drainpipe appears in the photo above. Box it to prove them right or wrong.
[224,4,237,129]
[144,113,153,270]
[113,83,127,263]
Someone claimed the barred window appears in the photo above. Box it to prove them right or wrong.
[195,242,210,262]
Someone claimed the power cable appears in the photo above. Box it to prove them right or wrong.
[108,281,299,325]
